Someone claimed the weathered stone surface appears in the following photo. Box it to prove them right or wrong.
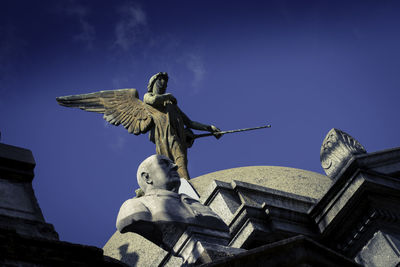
[311,145,400,260]
[201,179,319,250]
[231,179,317,212]
[191,166,332,200]
[199,235,360,267]
[103,129,400,266]
[0,143,58,240]
[105,192,238,266]
[320,128,366,181]
[312,170,400,256]
[0,178,45,221]
[355,230,400,267]
[187,242,245,265]
[0,141,126,266]
[105,165,332,266]
[103,230,181,267]
[0,214,58,241]
[171,226,243,265]
[354,146,400,177]
[203,181,241,225]
[0,143,35,182]
[2,127,396,267]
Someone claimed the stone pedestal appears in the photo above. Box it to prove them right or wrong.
[0,143,58,240]
[0,142,127,266]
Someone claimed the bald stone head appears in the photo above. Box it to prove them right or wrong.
[137,155,181,193]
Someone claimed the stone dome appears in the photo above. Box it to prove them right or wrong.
[191,166,332,200]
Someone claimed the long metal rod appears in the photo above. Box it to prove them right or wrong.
[193,124,271,140]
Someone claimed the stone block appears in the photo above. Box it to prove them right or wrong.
[202,180,241,225]
[355,230,400,267]
[229,218,272,249]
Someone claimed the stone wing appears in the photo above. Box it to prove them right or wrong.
[56,89,154,135]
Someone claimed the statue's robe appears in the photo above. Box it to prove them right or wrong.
[148,103,191,179]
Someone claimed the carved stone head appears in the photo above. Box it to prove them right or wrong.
[147,72,169,93]
[137,154,181,193]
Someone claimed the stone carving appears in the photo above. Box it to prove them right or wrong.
[320,128,366,180]
[56,72,221,180]
[116,154,229,258]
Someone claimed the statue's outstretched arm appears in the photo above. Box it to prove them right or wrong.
[189,121,214,131]
[179,108,222,138]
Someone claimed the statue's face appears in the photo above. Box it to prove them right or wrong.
[153,77,168,94]
[147,155,180,192]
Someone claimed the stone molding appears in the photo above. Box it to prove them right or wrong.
[338,206,400,256]
[311,153,400,260]
[203,179,320,250]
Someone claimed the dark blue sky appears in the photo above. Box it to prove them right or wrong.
[1,0,399,248]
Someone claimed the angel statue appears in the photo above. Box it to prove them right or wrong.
[56,72,222,180]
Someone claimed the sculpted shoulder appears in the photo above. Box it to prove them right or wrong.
[116,197,151,233]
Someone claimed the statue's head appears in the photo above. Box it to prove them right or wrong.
[137,154,180,193]
[147,72,168,94]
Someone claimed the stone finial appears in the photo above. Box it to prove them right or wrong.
[320,128,366,180]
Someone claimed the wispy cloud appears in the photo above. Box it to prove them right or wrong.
[113,3,147,51]
[174,52,206,91]
[109,135,127,152]
[109,2,206,92]
[103,121,127,152]
[103,120,112,128]
[184,53,205,88]
[64,1,95,49]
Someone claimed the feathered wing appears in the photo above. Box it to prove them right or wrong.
[56,89,155,135]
